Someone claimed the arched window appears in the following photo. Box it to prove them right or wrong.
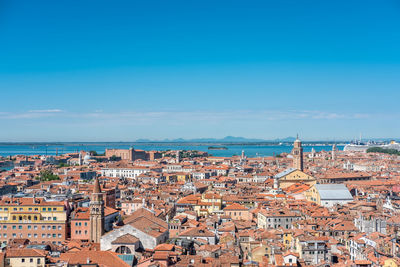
[12,216,16,220]
[34,216,38,220]
[115,246,132,254]
[19,216,22,221]
[28,216,31,221]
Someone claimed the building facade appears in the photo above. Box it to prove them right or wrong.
[0,197,67,245]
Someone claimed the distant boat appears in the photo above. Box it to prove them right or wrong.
[208,146,228,150]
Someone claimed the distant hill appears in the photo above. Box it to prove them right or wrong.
[135,136,297,143]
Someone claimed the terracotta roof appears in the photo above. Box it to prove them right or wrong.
[58,251,130,267]
[6,249,46,258]
[224,203,248,211]
[111,233,139,244]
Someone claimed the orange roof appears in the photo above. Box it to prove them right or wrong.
[224,203,248,211]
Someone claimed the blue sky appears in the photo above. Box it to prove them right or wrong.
[1,0,400,141]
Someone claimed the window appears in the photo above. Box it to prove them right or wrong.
[52,226,56,229]
[34,226,37,230]
[12,225,16,229]
[53,217,57,221]
[28,225,31,229]
[37,259,41,264]
[3,226,6,230]
[30,258,33,263]
[18,225,22,229]
[21,259,25,263]
[42,226,45,230]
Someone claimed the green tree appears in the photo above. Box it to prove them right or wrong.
[58,162,70,168]
[367,147,400,155]
[36,169,60,181]
[110,155,120,161]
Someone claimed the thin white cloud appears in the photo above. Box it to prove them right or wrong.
[28,109,63,113]
[0,109,375,121]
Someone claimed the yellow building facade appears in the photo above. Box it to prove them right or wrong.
[275,168,316,189]
[0,197,67,245]
[193,193,222,216]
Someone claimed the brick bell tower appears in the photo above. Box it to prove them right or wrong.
[292,135,304,171]
[90,178,104,243]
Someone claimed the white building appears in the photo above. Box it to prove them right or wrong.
[314,184,353,208]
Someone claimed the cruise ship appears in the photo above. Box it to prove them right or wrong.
[343,140,400,152]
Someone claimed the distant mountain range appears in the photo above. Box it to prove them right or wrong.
[135,136,297,143]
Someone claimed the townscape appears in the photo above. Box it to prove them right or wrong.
[0,138,399,267]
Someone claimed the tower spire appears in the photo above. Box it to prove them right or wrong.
[90,178,104,243]
[292,136,304,171]
[93,178,102,194]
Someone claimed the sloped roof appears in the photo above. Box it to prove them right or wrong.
[111,233,139,244]
[274,168,297,179]
[315,184,353,200]
[59,251,130,267]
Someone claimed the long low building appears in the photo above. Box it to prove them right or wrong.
[101,165,162,179]
[317,172,371,184]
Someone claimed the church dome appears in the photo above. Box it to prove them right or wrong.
[83,154,91,164]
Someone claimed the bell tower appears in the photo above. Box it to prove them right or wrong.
[292,135,304,171]
[90,178,104,243]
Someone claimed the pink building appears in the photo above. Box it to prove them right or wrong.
[223,203,251,221]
